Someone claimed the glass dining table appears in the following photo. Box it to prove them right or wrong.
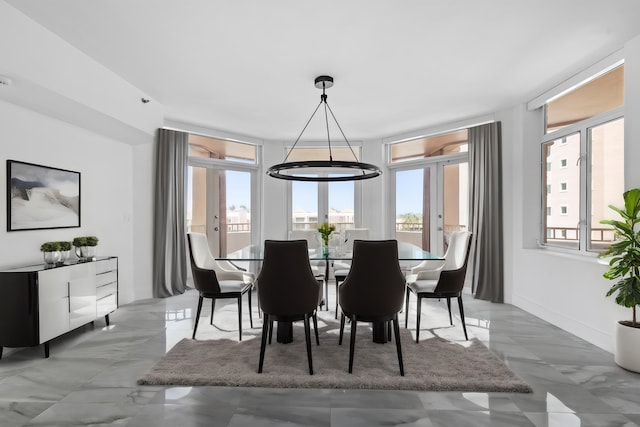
[217,241,443,344]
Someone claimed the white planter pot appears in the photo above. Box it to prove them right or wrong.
[614,321,640,373]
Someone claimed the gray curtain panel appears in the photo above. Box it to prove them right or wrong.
[468,122,504,303]
[152,128,189,298]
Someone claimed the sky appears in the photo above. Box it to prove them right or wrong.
[192,167,424,217]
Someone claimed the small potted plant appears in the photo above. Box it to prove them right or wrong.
[58,241,72,263]
[40,241,62,264]
[73,236,99,261]
[317,222,336,256]
[599,188,640,372]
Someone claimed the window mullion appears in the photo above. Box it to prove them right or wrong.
[579,131,589,253]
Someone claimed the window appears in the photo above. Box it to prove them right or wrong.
[288,147,360,235]
[541,64,624,253]
[186,134,259,259]
[390,130,468,163]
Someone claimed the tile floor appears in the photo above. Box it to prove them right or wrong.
[1,286,639,427]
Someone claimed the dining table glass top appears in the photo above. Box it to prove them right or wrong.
[216,241,443,261]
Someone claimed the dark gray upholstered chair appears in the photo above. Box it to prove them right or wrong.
[405,231,472,342]
[257,240,323,375]
[187,233,253,341]
[338,240,405,376]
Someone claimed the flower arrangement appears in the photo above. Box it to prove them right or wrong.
[317,222,336,247]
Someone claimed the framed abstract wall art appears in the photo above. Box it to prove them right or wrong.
[6,160,81,231]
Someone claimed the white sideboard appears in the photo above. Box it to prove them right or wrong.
[0,256,118,359]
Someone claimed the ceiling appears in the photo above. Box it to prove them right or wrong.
[6,0,640,141]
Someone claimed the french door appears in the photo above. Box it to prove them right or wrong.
[186,161,258,258]
[392,157,468,255]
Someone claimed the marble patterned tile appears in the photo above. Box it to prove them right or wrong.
[331,408,432,427]
[229,405,331,427]
[525,412,640,427]
[1,289,639,426]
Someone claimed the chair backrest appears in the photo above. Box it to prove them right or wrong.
[434,232,473,295]
[343,228,369,251]
[186,233,221,294]
[339,240,405,316]
[187,232,216,269]
[257,240,321,316]
[289,229,321,250]
[442,231,472,271]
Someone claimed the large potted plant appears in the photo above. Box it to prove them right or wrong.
[599,188,640,372]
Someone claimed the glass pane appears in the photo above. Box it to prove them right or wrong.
[546,65,624,133]
[328,177,354,234]
[224,170,251,257]
[589,117,625,251]
[292,179,318,231]
[189,134,257,163]
[186,166,252,258]
[442,162,469,249]
[391,129,468,163]
[396,169,427,250]
[542,133,580,249]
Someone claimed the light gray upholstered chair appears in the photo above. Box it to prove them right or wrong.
[333,228,369,317]
[289,229,328,309]
[187,232,253,341]
[405,231,472,342]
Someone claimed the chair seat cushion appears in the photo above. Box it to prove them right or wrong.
[219,280,251,293]
[407,279,437,294]
[334,269,349,278]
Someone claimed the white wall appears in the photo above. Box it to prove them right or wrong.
[0,100,139,304]
[504,34,640,353]
[0,1,163,304]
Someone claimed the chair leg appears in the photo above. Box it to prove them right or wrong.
[192,295,204,340]
[237,295,243,341]
[446,297,453,326]
[268,319,274,344]
[348,315,357,373]
[387,320,392,342]
[416,296,422,343]
[258,314,269,373]
[339,312,346,345]
[210,298,216,325]
[335,279,340,319]
[405,288,410,328]
[324,279,329,312]
[248,289,253,329]
[393,314,404,376]
[304,314,314,375]
[313,312,320,345]
[457,295,469,340]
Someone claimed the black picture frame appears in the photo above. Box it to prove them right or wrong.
[6,160,81,232]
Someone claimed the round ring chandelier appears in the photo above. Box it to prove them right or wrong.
[266,76,382,182]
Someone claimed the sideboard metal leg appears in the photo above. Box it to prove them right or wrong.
[43,342,50,358]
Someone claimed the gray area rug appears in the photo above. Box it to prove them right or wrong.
[138,318,532,392]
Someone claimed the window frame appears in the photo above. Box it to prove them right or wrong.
[540,106,624,254]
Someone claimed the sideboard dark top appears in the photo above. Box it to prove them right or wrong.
[0,256,117,274]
